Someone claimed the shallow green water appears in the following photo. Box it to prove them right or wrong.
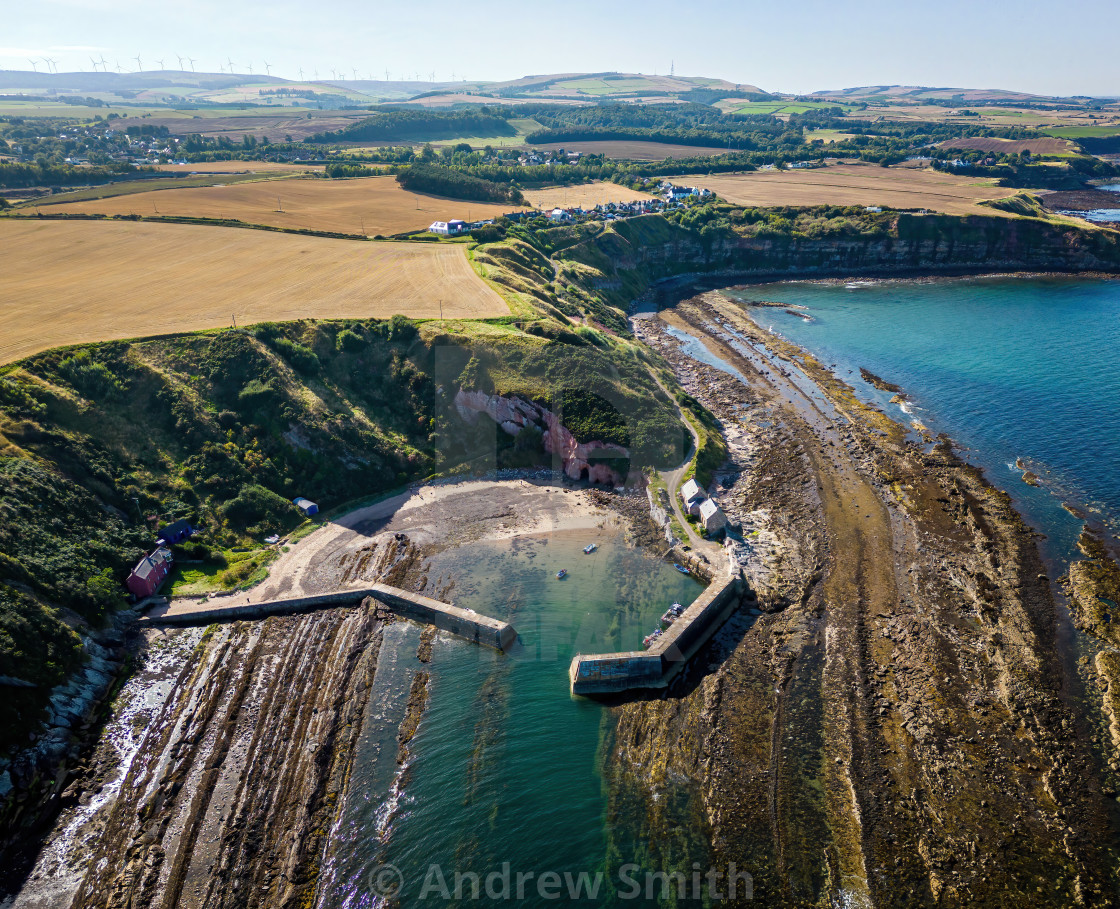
[319,528,704,907]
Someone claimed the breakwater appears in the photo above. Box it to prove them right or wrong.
[144,583,518,651]
[569,558,745,695]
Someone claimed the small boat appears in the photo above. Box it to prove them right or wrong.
[674,564,690,575]
[660,603,685,628]
[556,569,568,580]
[643,629,663,649]
[583,543,598,554]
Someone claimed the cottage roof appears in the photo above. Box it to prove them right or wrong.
[680,478,705,503]
[698,499,724,521]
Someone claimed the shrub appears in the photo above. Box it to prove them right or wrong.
[335,328,366,352]
[58,350,123,400]
[272,338,320,373]
[221,484,292,531]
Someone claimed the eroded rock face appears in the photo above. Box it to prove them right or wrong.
[67,603,387,909]
[453,389,628,485]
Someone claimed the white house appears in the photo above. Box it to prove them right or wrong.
[680,478,706,515]
[548,208,573,222]
[698,498,728,535]
[429,219,468,236]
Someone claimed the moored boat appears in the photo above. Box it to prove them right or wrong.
[674,564,690,575]
[556,569,568,580]
[583,543,598,554]
[660,602,685,628]
[643,629,663,649]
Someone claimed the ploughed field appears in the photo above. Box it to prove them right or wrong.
[678,163,1019,214]
[0,220,506,363]
[37,174,525,236]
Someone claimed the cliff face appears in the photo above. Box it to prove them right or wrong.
[558,213,1120,305]
[454,389,629,484]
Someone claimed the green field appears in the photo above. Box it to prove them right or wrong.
[547,77,661,96]
[1042,125,1120,138]
[722,99,852,116]
[807,128,857,143]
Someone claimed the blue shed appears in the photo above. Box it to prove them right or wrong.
[293,497,319,517]
[157,519,194,545]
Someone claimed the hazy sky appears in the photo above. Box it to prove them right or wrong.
[0,0,1116,97]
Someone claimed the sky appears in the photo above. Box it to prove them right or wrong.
[0,0,1116,97]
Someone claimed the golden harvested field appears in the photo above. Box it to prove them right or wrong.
[675,164,1018,214]
[522,182,653,209]
[0,220,506,364]
[153,161,326,174]
[41,175,525,236]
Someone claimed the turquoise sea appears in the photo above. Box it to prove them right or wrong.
[728,277,1120,563]
[317,530,706,907]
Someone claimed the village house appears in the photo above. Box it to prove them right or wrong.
[698,498,728,536]
[680,478,706,515]
[126,547,174,599]
[429,219,468,236]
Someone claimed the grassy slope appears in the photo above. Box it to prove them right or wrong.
[0,248,686,755]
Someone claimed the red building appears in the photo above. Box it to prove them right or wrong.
[127,547,174,598]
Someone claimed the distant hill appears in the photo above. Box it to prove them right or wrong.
[0,69,769,108]
[808,85,1047,104]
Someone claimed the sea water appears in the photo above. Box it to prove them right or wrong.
[318,529,704,907]
[726,277,1120,563]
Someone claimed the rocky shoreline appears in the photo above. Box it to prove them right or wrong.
[615,290,1120,906]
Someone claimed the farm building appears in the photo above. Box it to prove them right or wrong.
[429,219,468,236]
[157,519,194,545]
[127,547,174,599]
[293,497,319,517]
[680,478,706,515]
[698,499,728,536]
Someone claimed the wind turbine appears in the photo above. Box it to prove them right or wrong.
[47,58,59,73]
[28,58,38,72]
[384,68,390,81]
[226,56,234,73]
[90,55,100,72]
[247,61,253,75]
[156,58,165,70]
[99,55,108,71]
[176,54,184,70]
[329,68,336,80]
[134,54,143,72]
[352,67,358,80]
[298,66,304,80]
[263,61,272,76]
[188,58,196,72]
[116,61,123,73]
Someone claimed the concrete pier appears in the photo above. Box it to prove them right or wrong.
[569,559,744,695]
[144,584,518,651]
